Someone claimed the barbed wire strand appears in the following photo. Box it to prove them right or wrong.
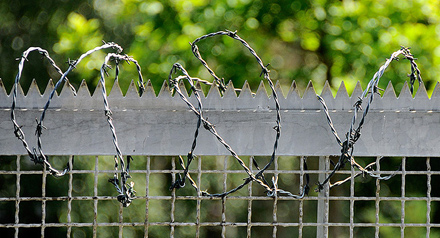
[11,47,77,177]
[34,43,123,177]
[316,46,422,191]
[168,63,204,191]
[190,30,302,197]
[168,63,274,197]
[11,43,122,178]
[169,30,309,198]
[100,52,146,207]
[329,157,400,189]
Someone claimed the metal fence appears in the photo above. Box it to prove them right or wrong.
[1,77,439,237]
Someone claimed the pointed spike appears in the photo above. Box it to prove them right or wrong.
[286,80,301,103]
[0,78,6,95]
[429,81,440,109]
[253,80,270,110]
[92,79,103,97]
[158,80,172,97]
[374,81,396,110]
[414,81,428,99]
[320,81,333,98]
[26,78,41,97]
[301,81,321,109]
[179,79,190,98]
[143,79,156,97]
[273,80,285,99]
[194,81,205,97]
[0,79,9,108]
[239,80,253,98]
[16,82,25,98]
[398,81,412,99]
[207,80,222,98]
[396,81,413,110]
[109,79,123,98]
[125,80,139,98]
[287,80,299,97]
[335,81,349,98]
[223,80,237,98]
[285,80,301,109]
[431,81,440,99]
[318,81,335,109]
[43,79,55,96]
[256,80,268,97]
[382,81,396,98]
[302,81,316,99]
[334,81,351,110]
[57,79,76,109]
[76,79,91,97]
[412,82,430,110]
[351,81,363,99]
[234,80,254,109]
[204,81,222,109]
[71,80,97,110]
[59,79,76,97]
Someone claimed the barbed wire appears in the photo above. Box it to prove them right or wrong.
[10,34,423,206]
[169,30,309,198]
[316,46,422,191]
[34,42,123,177]
[100,53,145,207]
[191,30,285,191]
[11,47,77,176]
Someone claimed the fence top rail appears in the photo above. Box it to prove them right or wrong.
[1,78,439,156]
[0,78,439,110]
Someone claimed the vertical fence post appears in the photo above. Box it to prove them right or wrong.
[317,156,328,237]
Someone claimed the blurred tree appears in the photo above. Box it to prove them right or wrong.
[1,0,439,96]
[1,1,440,237]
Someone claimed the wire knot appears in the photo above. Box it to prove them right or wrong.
[66,58,77,69]
[260,63,270,77]
[226,30,238,38]
[35,120,46,137]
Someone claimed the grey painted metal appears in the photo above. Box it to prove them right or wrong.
[1,79,440,156]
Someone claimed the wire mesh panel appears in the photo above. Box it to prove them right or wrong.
[1,155,439,238]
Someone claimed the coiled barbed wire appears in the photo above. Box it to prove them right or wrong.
[11,47,76,176]
[168,63,308,198]
[191,30,283,183]
[32,42,123,177]
[100,53,146,207]
[316,46,422,191]
[169,30,309,198]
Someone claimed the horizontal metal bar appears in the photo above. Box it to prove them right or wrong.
[1,222,438,228]
[2,169,430,175]
[0,195,437,202]
[1,108,439,156]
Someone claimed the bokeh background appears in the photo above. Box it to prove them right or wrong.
[1,0,440,96]
[1,0,440,238]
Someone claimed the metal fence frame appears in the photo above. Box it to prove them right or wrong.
[0,79,439,237]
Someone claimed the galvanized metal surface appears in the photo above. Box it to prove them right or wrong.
[1,79,439,157]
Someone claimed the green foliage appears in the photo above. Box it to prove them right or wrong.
[1,0,439,95]
[1,1,440,237]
